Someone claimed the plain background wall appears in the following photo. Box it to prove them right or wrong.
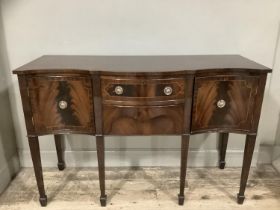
[0,5,19,193]
[270,21,280,171]
[1,0,280,167]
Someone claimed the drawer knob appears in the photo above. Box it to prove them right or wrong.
[115,85,124,95]
[58,100,68,109]
[217,99,226,108]
[164,86,173,96]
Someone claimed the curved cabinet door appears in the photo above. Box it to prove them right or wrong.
[191,75,259,133]
[27,76,95,135]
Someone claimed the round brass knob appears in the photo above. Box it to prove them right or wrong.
[163,86,173,96]
[114,86,123,95]
[217,99,226,108]
[58,100,68,109]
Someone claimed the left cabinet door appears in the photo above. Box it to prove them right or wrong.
[27,76,95,135]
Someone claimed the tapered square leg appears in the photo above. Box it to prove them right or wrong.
[178,135,190,206]
[100,195,107,207]
[237,134,256,204]
[28,137,47,207]
[39,195,48,207]
[237,193,245,204]
[96,135,107,207]
[54,134,65,171]
[178,194,185,205]
[219,133,229,169]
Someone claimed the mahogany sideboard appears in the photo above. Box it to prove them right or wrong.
[13,55,272,207]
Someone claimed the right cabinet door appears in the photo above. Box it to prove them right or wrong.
[191,75,260,133]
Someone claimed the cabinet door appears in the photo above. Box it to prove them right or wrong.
[27,76,94,135]
[191,75,259,133]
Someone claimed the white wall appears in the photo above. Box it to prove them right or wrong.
[1,0,280,167]
[270,22,280,172]
[0,5,19,193]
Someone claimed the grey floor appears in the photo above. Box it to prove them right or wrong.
[0,165,279,210]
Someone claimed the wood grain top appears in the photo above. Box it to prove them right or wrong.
[13,55,271,74]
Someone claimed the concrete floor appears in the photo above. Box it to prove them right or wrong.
[0,165,279,210]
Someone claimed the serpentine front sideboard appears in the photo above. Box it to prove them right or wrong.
[13,55,271,207]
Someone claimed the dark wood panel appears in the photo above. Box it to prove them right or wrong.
[191,75,259,133]
[251,74,267,132]
[18,75,36,134]
[103,104,185,135]
[13,55,271,75]
[183,75,194,133]
[27,76,95,135]
[92,73,103,135]
[101,76,185,106]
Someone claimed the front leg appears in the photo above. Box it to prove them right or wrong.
[178,134,190,205]
[237,134,256,204]
[219,133,229,169]
[96,135,107,207]
[54,134,65,171]
[28,136,47,206]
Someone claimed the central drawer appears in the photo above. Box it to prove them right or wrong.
[103,104,185,135]
[101,76,185,106]
[101,76,192,135]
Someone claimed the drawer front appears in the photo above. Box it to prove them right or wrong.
[101,76,185,106]
[103,104,185,135]
[191,75,259,133]
[27,76,94,134]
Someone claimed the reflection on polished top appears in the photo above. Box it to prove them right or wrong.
[14,55,271,74]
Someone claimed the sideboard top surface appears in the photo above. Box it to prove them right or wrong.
[13,55,271,75]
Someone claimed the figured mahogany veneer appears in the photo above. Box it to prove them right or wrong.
[103,104,185,135]
[27,75,94,135]
[101,76,186,105]
[192,74,262,134]
[101,75,190,135]
[13,55,271,207]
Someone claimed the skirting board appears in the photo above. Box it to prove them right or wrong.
[272,145,280,173]
[19,149,258,168]
[273,158,280,173]
[257,144,274,164]
[0,155,20,193]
